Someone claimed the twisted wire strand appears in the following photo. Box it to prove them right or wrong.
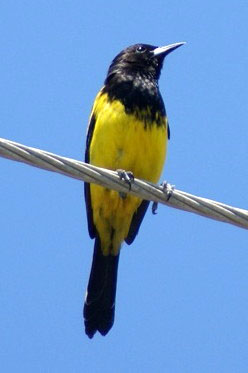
[0,137,247,230]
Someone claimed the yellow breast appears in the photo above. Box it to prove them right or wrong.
[88,91,168,254]
[89,92,167,182]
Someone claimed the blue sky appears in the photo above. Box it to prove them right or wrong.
[1,1,248,372]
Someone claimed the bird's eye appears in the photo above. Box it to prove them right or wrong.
[136,45,146,53]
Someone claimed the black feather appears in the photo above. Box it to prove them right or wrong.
[125,200,150,245]
[84,113,97,239]
[84,235,120,338]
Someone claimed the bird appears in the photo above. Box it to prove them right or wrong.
[84,41,184,338]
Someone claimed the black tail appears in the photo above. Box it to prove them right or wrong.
[84,235,120,338]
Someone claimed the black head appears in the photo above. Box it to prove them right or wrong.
[105,42,185,83]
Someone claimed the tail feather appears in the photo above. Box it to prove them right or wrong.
[84,235,120,338]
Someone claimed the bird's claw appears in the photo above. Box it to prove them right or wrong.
[117,169,134,199]
[152,181,175,215]
[162,181,175,201]
[152,202,158,215]
[117,169,134,190]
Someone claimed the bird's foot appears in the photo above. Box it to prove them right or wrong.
[152,181,175,214]
[116,169,134,190]
[116,169,134,199]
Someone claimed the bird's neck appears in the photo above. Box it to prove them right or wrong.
[103,70,166,124]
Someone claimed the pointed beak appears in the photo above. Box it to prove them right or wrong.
[153,42,186,57]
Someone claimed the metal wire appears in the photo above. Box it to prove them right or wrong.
[0,137,247,230]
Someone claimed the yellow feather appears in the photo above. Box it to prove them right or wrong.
[89,91,168,254]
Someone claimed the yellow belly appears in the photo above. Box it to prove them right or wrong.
[89,92,168,254]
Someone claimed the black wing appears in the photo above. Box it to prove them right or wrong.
[84,113,97,239]
[125,200,150,245]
